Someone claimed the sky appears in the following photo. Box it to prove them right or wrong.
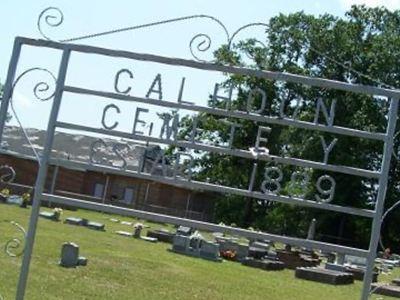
[0,0,399,137]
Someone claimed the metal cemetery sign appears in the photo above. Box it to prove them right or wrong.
[1,11,400,300]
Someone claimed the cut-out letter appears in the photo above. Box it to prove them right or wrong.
[159,113,180,140]
[320,136,338,164]
[314,98,336,126]
[177,77,194,105]
[146,73,163,100]
[132,107,149,135]
[101,104,120,130]
[247,88,266,114]
[114,69,133,94]
[212,83,234,109]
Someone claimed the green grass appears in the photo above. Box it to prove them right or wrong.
[0,203,398,300]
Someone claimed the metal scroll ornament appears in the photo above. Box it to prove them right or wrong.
[0,165,16,184]
[9,67,57,163]
[4,221,26,257]
[37,7,268,62]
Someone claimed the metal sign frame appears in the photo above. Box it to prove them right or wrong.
[1,36,399,300]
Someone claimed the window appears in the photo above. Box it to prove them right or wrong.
[93,183,104,198]
[121,187,135,205]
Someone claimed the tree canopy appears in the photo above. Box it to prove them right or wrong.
[173,5,400,251]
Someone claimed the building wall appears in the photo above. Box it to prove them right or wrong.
[0,153,215,221]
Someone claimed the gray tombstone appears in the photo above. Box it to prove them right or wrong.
[60,242,79,268]
[172,235,190,253]
[251,241,270,251]
[176,226,193,236]
[336,253,346,265]
[236,243,249,261]
[325,262,348,272]
[345,255,367,268]
[65,217,84,226]
[200,241,220,261]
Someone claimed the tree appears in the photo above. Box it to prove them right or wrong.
[0,81,12,123]
[173,5,400,251]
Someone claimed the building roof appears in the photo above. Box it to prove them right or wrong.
[0,126,157,170]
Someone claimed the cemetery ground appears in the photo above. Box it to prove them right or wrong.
[0,204,397,300]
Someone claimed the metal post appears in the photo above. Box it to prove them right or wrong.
[143,182,150,210]
[48,164,59,208]
[102,175,110,204]
[0,38,22,143]
[15,49,71,300]
[185,192,191,218]
[360,97,399,300]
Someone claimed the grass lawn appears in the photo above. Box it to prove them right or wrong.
[0,203,398,300]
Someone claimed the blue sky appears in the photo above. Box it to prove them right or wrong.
[0,0,398,135]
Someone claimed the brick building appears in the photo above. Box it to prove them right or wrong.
[0,126,216,221]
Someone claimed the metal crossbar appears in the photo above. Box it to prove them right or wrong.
[51,157,376,218]
[0,37,398,300]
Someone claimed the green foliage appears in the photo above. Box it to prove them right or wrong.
[0,81,12,123]
[174,5,400,250]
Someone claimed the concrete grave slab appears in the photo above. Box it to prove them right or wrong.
[371,284,400,298]
[147,229,174,243]
[242,258,285,271]
[295,267,354,285]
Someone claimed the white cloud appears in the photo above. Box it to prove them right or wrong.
[340,0,400,10]
[12,91,33,108]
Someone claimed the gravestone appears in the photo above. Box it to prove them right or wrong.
[115,230,158,243]
[172,235,191,253]
[371,284,400,298]
[199,241,221,261]
[326,253,336,263]
[276,249,320,270]
[218,239,238,252]
[345,255,367,267]
[176,226,193,236]
[147,229,174,243]
[65,217,84,226]
[60,242,88,268]
[212,232,224,238]
[249,241,271,258]
[242,257,285,271]
[325,262,348,273]
[115,230,133,237]
[346,267,378,282]
[87,221,105,231]
[251,241,270,251]
[295,267,354,285]
[6,195,23,206]
[60,242,79,268]
[376,257,400,268]
[140,236,158,243]
[393,278,400,286]
[336,253,346,265]
[39,211,58,221]
[236,243,249,261]
[121,221,133,226]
